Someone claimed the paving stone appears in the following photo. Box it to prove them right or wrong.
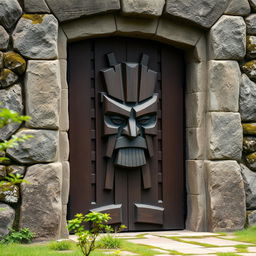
[13,14,58,59]
[165,0,229,29]
[209,15,246,60]
[45,0,120,22]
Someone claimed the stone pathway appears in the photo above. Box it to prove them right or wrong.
[70,230,256,255]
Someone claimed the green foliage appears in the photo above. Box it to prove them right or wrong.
[0,228,35,244]
[48,240,75,251]
[234,225,256,243]
[68,212,112,256]
[97,234,122,249]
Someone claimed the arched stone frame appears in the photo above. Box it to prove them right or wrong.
[57,14,208,234]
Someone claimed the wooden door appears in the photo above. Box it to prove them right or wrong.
[68,37,185,231]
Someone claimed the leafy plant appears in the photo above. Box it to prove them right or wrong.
[97,234,122,249]
[49,240,75,251]
[0,228,35,244]
[68,212,112,256]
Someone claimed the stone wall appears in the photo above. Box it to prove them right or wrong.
[0,0,256,239]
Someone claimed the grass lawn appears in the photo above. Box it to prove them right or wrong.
[233,225,256,243]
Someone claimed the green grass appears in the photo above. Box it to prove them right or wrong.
[233,225,256,244]
[97,234,122,249]
[216,253,241,256]
[235,244,248,253]
[48,240,76,251]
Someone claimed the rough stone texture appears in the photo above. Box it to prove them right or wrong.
[248,210,256,226]
[186,194,206,232]
[59,205,69,238]
[60,89,69,131]
[62,14,116,40]
[243,137,256,153]
[206,161,246,232]
[186,62,207,93]
[240,164,256,210]
[0,165,6,179]
[0,84,23,140]
[186,128,204,160]
[209,15,246,60]
[224,0,251,16]
[192,36,207,63]
[242,60,256,81]
[186,160,205,195]
[0,26,9,50]
[0,69,18,88]
[186,93,205,128]
[0,203,15,237]
[20,163,62,239]
[245,14,256,35]
[7,129,58,164]
[25,60,61,129]
[13,14,58,60]
[249,0,256,11]
[156,18,202,47]
[0,51,3,69]
[45,0,120,22]
[243,123,256,135]
[208,61,240,112]
[245,152,256,171]
[7,165,26,176]
[246,36,256,59]
[24,0,51,13]
[0,182,19,204]
[240,74,256,122]
[0,0,22,29]
[59,60,67,89]
[121,0,165,17]
[116,16,158,36]
[165,0,229,29]
[58,28,67,60]
[207,113,243,160]
[4,51,26,75]
[59,132,69,161]
[61,161,70,205]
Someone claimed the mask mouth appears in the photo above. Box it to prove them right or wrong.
[114,148,146,168]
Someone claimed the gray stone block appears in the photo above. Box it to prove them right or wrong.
[208,60,240,112]
[0,203,15,237]
[13,14,58,59]
[59,205,69,238]
[206,161,246,232]
[121,0,165,17]
[186,194,206,232]
[0,84,23,140]
[7,129,58,164]
[192,36,207,63]
[207,112,243,161]
[186,160,205,195]
[240,74,256,122]
[245,14,256,35]
[209,15,246,60]
[20,163,62,239]
[225,0,251,16]
[25,60,61,129]
[45,0,120,22]
[116,15,158,36]
[240,164,256,210]
[248,210,256,227]
[186,128,205,160]
[186,93,205,128]
[155,18,202,47]
[61,161,70,205]
[60,89,69,132]
[0,26,9,50]
[165,0,229,29]
[0,69,18,89]
[58,132,69,161]
[62,14,116,41]
[58,28,67,60]
[249,0,256,11]
[0,0,22,29]
[24,0,50,13]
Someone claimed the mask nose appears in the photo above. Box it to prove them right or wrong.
[123,117,140,138]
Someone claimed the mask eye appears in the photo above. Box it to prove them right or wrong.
[137,115,155,126]
[109,115,127,126]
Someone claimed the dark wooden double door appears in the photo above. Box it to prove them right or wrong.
[68,37,185,231]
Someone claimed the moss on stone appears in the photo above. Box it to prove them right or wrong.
[0,69,18,88]
[243,123,256,135]
[22,14,45,24]
[0,182,19,204]
[247,36,256,52]
[4,51,26,75]
[246,152,256,164]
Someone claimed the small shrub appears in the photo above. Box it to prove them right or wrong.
[97,234,122,249]
[0,228,35,244]
[49,240,74,251]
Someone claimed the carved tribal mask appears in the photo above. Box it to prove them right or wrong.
[101,53,158,168]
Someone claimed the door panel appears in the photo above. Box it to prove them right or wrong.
[68,37,185,231]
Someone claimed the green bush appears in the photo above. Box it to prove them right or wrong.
[97,234,122,249]
[49,240,75,251]
[0,228,35,244]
